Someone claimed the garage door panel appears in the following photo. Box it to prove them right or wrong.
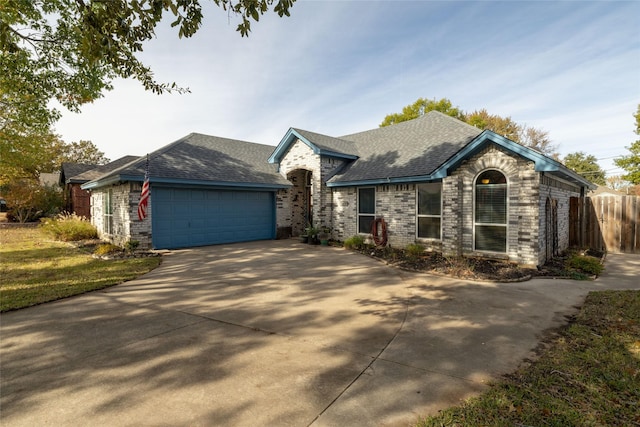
[152,188,274,249]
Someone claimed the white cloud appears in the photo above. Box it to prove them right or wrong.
[54,1,640,177]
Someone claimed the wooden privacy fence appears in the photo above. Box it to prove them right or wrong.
[569,195,640,254]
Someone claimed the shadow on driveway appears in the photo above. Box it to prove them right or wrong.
[1,241,637,426]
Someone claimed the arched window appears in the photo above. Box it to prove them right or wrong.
[474,170,507,252]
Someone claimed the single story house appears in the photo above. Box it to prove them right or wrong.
[82,111,594,267]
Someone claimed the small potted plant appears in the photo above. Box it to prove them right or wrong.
[318,226,331,246]
[305,224,318,245]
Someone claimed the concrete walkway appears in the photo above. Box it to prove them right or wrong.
[1,242,638,426]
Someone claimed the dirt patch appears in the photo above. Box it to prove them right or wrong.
[344,244,604,282]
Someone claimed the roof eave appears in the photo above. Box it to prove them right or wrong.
[327,175,441,188]
[82,175,291,191]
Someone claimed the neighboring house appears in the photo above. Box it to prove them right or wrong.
[39,172,61,188]
[61,157,138,218]
[588,185,627,197]
[82,112,594,267]
[61,163,99,217]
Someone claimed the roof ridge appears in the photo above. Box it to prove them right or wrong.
[188,132,275,149]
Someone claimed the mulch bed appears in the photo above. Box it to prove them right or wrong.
[347,245,605,282]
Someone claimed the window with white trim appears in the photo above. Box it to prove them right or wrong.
[358,187,375,234]
[103,189,113,235]
[417,182,441,239]
[474,170,507,252]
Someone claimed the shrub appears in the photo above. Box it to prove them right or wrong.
[125,240,140,253]
[40,213,98,241]
[4,180,63,223]
[94,243,123,256]
[566,254,604,276]
[344,235,365,250]
[406,243,425,259]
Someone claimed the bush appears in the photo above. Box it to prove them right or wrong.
[344,235,365,250]
[566,254,604,276]
[406,243,425,258]
[4,180,63,223]
[40,213,98,241]
[125,240,140,253]
[94,243,123,256]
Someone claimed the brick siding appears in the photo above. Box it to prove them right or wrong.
[90,183,152,249]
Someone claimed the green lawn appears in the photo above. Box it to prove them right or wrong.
[0,227,161,312]
[417,290,640,427]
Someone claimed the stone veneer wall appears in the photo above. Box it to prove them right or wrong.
[90,182,152,249]
[442,144,540,266]
[275,188,292,238]
[278,139,347,236]
[538,174,582,265]
[330,184,440,249]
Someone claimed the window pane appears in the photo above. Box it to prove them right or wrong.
[358,188,375,214]
[418,183,441,215]
[418,217,441,239]
[475,185,506,224]
[359,215,374,234]
[475,225,506,252]
[477,170,507,185]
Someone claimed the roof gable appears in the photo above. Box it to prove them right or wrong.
[268,128,359,164]
[432,130,595,188]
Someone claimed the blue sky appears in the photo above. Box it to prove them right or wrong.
[54,0,640,176]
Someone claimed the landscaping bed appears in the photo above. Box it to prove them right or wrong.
[344,243,605,282]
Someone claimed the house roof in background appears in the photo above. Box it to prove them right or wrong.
[72,156,140,183]
[61,162,98,184]
[40,172,61,187]
[83,133,291,190]
[589,185,627,196]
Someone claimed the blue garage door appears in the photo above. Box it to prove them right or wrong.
[152,187,275,249]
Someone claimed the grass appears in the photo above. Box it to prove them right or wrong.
[417,290,640,427]
[0,227,161,312]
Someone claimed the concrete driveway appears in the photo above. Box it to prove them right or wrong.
[1,241,638,426]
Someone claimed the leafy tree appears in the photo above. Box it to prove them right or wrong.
[380,97,465,127]
[465,109,520,139]
[563,152,606,186]
[517,125,558,160]
[0,130,66,184]
[3,179,63,223]
[613,104,640,184]
[0,132,109,185]
[606,175,630,192]
[380,98,558,157]
[61,140,110,165]
[1,0,296,134]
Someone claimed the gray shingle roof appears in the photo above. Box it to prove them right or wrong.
[61,162,99,184]
[331,111,483,183]
[292,128,359,157]
[88,133,290,188]
[72,156,139,182]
